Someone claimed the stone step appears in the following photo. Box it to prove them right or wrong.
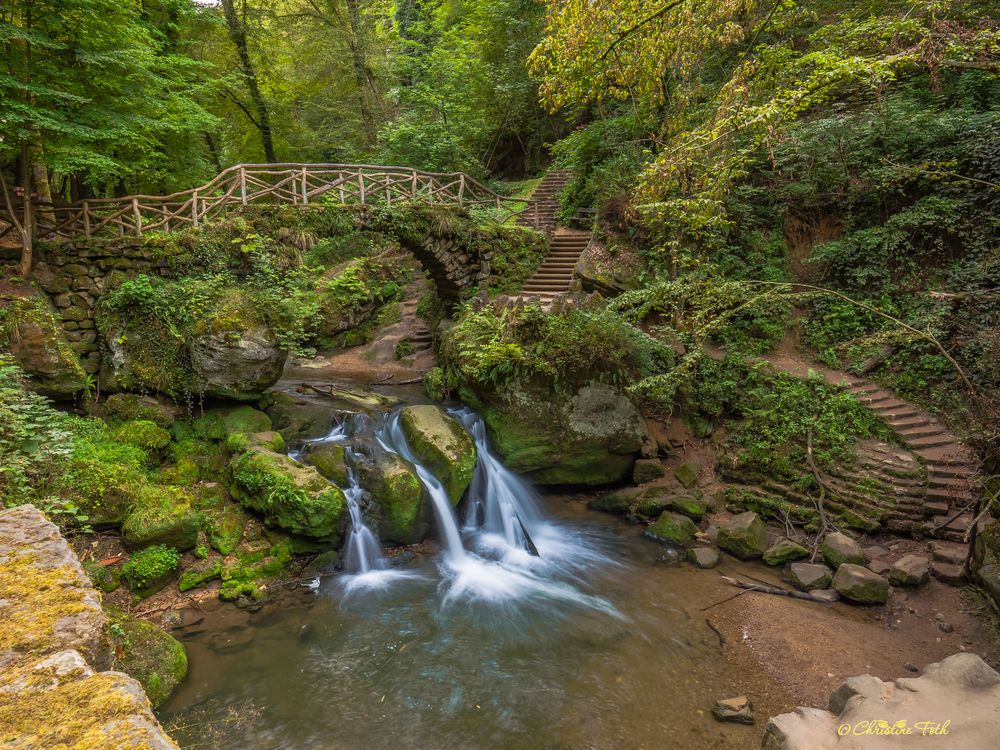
[905,434,955,449]
[929,541,967,566]
[930,560,967,584]
[925,461,974,476]
[896,426,948,440]
[924,500,951,516]
[927,474,972,490]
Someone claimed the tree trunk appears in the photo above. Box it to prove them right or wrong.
[220,0,276,162]
[32,156,54,230]
[345,0,376,145]
[19,141,34,278]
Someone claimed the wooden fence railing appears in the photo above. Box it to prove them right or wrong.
[0,163,542,241]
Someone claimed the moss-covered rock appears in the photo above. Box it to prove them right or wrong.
[717,512,768,559]
[0,288,87,399]
[190,405,272,441]
[121,485,199,551]
[178,557,223,592]
[832,563,890,604]
[105,607,187,708]
[669,495,708,521]
[120,544,181,597]
[258,392,331,442]
[399,405,476,505]
[102,393,175,428]
[763,538,809,566]
[219,537,294,601]
[84,562,121,593]
[674,462,700,489]
[306,443,349,486]
[821,532,864,569]
[111,419,171,463]
[370,453,426,544]
[229,447,346,539]
[460,380,644,486]
[189,325,286,401]
[193,484,247,555]
[587,490,635,515]
[646,512,698,547]
[159,435,226,485]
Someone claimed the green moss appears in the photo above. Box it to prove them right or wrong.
[219,538,294,601]
[305,443,349,485]
[646,512,698,547]
[587,491,634,515]
[120,544,181,597]
[111,419,171,462]
[178,558,223,592]
[106,606,188,707]
[191,405,272,441]
[84,562,121,593]
[229,447,346,539]
[399,405,476,505]
[374,455,425,544]
[121,485,199,550]
[194,484,247,555]
[103,393,174,428]
[669,495,707,520]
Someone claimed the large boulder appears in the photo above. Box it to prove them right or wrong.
[460,380,645,486]
[762,653,1000,749]
[259,392,332,442]
[106,608,187,708]
[399,406,476,504]
[0,505,111,671]
[188,325,286,401]
[646,512,698,548]
[229,447,346,540]
[121,485,199,551]
[0,288,86,398]
[717,512,768,559]
[357,451,427,545]
[832,563,890,604]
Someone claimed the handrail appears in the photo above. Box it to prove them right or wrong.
[0,163,542,241]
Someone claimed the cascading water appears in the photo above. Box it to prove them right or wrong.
[292,422,391,581]
[374,412,467,564]
[452,408,540,558]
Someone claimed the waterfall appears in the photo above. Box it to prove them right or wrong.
[292,422,388,575]
[451,408,541,557]
[374,413,467,564]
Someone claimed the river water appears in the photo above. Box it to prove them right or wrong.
[160,493,792,749]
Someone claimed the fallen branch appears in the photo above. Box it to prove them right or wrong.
[719,574,822,603]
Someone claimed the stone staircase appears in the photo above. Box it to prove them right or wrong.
[516,170,592,301]
[843,379,980,542]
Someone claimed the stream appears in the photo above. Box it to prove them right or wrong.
[161,402,790,749]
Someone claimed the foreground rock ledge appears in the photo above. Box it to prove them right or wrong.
[0,504,178,749]
[762,653,1000,749]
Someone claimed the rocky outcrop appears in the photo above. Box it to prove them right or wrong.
[0,505,178,748]
[460,380,645,486]
[188,325,286,401]
[399,405,477,504]
[762,653,1000,749]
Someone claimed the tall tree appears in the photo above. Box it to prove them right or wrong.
[220,0,277,162]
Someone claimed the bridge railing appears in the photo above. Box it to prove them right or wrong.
[0,163,541,241]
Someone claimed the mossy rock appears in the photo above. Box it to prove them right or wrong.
[587,491,635,515]
[194,484,247,555]
[832,563,890,604]
[636,495,671,521]
[763,538,809,566]
[191,405,272,441]
[120,544,181,598]
[460,381,643,486]
[371,453,426,544]
[103,393,175,428]
[646,512,698,548]
[674,462,700,489]
[258,392,331,442]
[669,495,707,521]
[106,607,188,707]
[399,406,476,505]
[84,562,120,593]
[306,443,350,486]
[111,420,171,462]
[219,538,294,601]
[121,485,199,551]
[717,512,768,560]
[163,436,226,483]
[230,447,346,540]
[178,558,223,592]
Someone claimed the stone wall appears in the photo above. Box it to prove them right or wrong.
[0,504,179,749]
[17,241,169,375]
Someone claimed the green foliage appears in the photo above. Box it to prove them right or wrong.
[442,300,673,389]
[120,544,181,593]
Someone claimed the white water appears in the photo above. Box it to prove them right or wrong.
[371,407,621,616]
[293,422,411,591]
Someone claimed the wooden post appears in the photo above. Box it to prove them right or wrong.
[83,201,91,238]
[459,174,466,206]
[240,167,247,205]
[132,198,142,236]
[302,167,309,204]
[385,174,391,204]
[358,170,365,204]
[411,170,418,198]
[533,200,539,229]
[192,190,199,227]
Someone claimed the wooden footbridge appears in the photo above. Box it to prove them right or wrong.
[0,163,543,241]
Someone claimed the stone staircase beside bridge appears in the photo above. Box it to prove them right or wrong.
[516,170,591,301]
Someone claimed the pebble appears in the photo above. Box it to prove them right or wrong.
[712,696,754,725]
